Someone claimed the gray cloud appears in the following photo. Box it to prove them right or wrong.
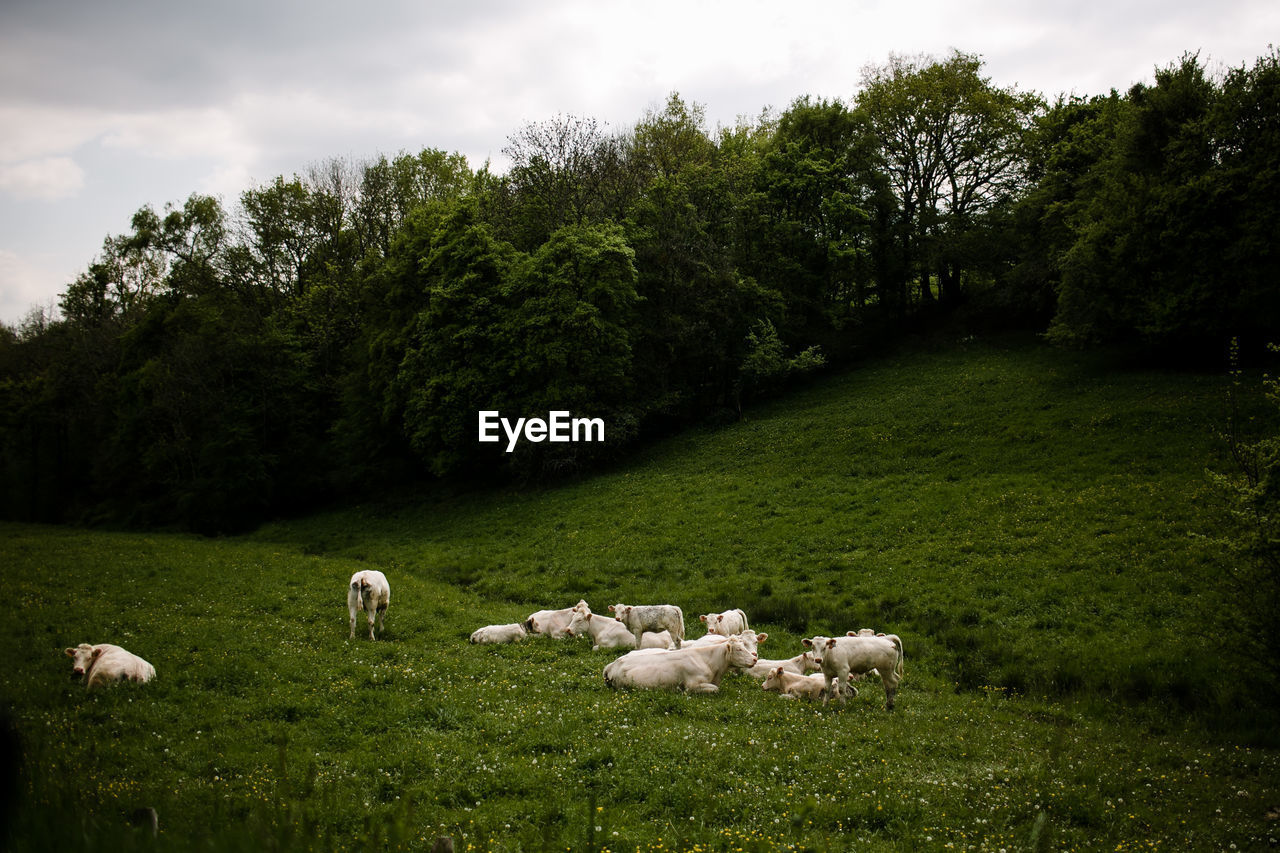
[1,0,1277,323]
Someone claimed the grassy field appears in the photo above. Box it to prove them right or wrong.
[1,334,1277,851]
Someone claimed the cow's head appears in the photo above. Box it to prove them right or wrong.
[565,609,591,638]
[802,636,833,665]
[762,666,787,692]
[609,604,630,622]
[64,644,101,677]
[726,636,758,668]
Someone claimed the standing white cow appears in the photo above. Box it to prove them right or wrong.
[64,643,155,690]
[348,570,390,640]
[524,600,590,638]
[698,609,749,636]
[802,634,904,709]
[603,635,757,693]
[608,603,685,649]
[565,609,673,650]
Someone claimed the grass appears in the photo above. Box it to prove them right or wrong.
[1,333,1277,851]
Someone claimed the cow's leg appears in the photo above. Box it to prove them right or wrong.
[349,603,358,639]
[686,682,720,694]
[881,671,899,710]
[376,604,387,637]
[367,608,376,640]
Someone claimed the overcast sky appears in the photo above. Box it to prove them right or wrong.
[1,0,1275,325]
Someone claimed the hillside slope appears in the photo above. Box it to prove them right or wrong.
[260,334,1237,703]
[3,334,1274,852]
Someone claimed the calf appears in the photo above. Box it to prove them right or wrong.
[761,667,829,700]
[603,635,757,693]
[565,609,672,650]
[747,650,820,680]
[348,570,391,640]
[802,634,904,710]
[469,623,527,644]
[524,600,590,639]
[64,643,155,690]
[698,608,749,636]
[608,603,685,649]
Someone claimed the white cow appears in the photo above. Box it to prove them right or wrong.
[348,570,390,640]
[608,603,685,649]
[64,643,155,690]
[684,629,768,671]
[469,623,528,644]
[843,629,897,680]
[603,635,758,693]
[747,650,820,680]
[698,608,749,636]
[524,600,590,639]
[802,634,904,709]
[761,667,829,700]
[565,609,673,650]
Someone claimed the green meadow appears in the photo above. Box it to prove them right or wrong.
[1,335,1277,851]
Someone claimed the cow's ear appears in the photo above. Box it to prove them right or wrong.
[802,638,814,647]
[825,638,837,649]
[773,667,783,675]
[91,648,104,659]
[756,633,768,643]
[608,605,616,612]
[64,648,75,657]
[700,615,708,622]
[585,613,593,622]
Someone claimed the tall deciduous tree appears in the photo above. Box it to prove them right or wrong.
[856,51,1041,306]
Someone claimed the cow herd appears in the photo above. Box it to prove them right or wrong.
[64,569,904,709]
[472,598,905,709]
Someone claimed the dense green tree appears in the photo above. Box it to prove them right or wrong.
[856,51,1041,307]
[1043,53,1280,352]
[745,96,873,341]
[354,149,474,258]
[493,114,641,250]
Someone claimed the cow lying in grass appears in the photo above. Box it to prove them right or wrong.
[603,635,757,693]
[761,667,829,700]
[802,634,904,710]
[65,643,155,690]
[348,570,390,640]
[524,600,590,638]
[469,623,527,644]
[747,649,821,680]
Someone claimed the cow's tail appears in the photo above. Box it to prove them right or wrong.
[738,609,750,631]
[890,634,904,678]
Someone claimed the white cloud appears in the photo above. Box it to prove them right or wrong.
[0,156,85,201]
[0,248,68,326]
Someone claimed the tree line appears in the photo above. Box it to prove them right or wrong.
[2,49,1277,532]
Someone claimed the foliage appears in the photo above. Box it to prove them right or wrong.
[1039,51,1280,352]
[3,48,1280,529]
[1,339,1277,851]
[1208,342,1280,684]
